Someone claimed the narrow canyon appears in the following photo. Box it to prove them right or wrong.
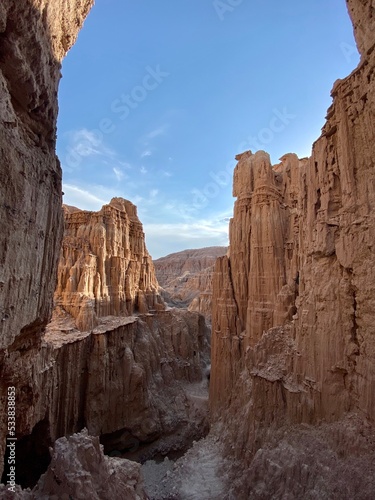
[0,0,375,499]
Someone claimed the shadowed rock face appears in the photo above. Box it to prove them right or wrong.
[210,0,375,488]
[0,0,93,349]
[346,0,375,58]
[0,0,94,478]
[0,429,147,499]
[32,430,147,499]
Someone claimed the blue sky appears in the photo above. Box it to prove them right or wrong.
[58,0,359,258]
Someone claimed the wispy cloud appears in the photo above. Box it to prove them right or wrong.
[140,124,169,150]
[140,166,148,174]
[62,128,134,175]
[63,184,107,211]
[146,125,168,139]
[113,167,126,181]
[160,170,172,177]
[62,179,230,259]
[68,128,113,158]
[143,215,230,258]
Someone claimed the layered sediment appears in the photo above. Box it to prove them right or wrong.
[0,2,209,489]
[210,0,375,495]
[0,0,94,479]
[56,198,162,331]
[154,247,227,321]
[1,197,210,489]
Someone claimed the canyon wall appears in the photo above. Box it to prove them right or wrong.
[210,0,375,494]
[56,198,162,331]
[0,0,94,478]
[0,0,93,349]
[154,247,227,320]
[0,3,208,491]
[1,195,210,488]
[14,310,207,444]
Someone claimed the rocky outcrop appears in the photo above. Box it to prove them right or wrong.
[38,308,208,441]
[154,247,227,320]
[56,198,163,331]
[0,429,147,499]
[34,430,146,499]
[0,0,93,479]
[210,0,375,493]
[221,413,375,499]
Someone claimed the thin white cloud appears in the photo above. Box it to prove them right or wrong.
[150,189,159,198]
[141,150,152,158]
[113,167,126,181]
[117,161,132,170]
[140,166,148,174]
[140,124,169,148]
[143,217,230,259]
[161,170,172,177]
[68,128,114,158]
[146,125,168,139]
[63,184,107,211]
[164,202,176,210]
[132,195,144,205]
[145,213,231,241]
[62,129,133,176]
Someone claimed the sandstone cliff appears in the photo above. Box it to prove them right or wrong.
[1,194,210,489]
[154,247,227,320]
[0,2,210,492]
[56,198,162,331]
[0,0,93,349]
[0,0,93,479]
[210,0,375,495]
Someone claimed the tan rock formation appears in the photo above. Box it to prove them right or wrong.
[346,0,375,58]
[0,191,210,489]
[0,0,93,478]
[210,0,375,493]
[155,247,227,285]
[56,198,163,331]
[154,247,227,320]
[33,430,146,499]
